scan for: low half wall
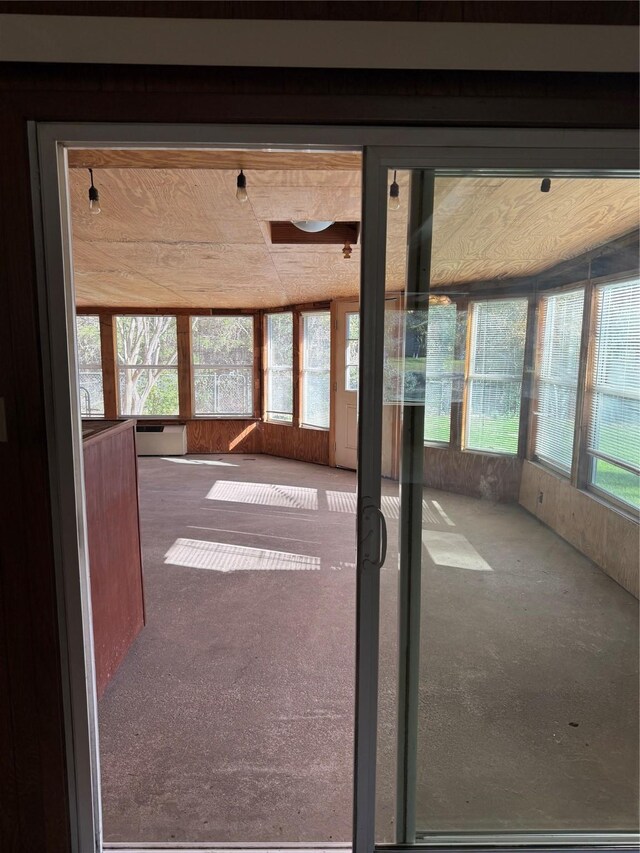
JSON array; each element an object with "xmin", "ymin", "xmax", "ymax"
[
  {"xmin": 520, "ymin": 461, "xmax": 639, "ymax": 599},
  {"xmin": 424, "ymin": 445, "xmax": 523, "ymax": 503}
]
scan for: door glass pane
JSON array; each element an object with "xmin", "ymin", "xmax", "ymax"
[{"xmin": 376, "ymin": 170, "xmax": 640, "ymax": 842}]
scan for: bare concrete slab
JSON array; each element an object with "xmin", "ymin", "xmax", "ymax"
[{"xmin": 98, "ymin": 454, "xmax": 638, "ymax": 843}]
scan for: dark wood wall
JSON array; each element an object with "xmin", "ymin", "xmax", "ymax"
[{"xmin": 0, "ymin": 11, "xmax": 637, "ymax": 848}]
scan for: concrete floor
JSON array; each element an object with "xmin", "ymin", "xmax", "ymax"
[{"xmin": 99, "ymin": 454, "xmax": 639, "ymax": 843}]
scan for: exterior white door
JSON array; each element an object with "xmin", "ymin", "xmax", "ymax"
[{"xmin": 334, "ymin": 299, "xmax": 359, "ymax": 469}]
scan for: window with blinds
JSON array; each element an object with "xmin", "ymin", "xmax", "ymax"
[
  {"xmin": 424, "ymin": 303, "xmax": 457, "ymax": 444},
  {"xmin": 301, "ymin": 311, "xmax": 331, "ymax": 429},
  {"xmin": 465, "ymin": 298, "xmax": 528, "ymax": 455},
  {"xmin": 588, "ymin": 278, "xmax": 640, "ymax": 510},
  {"xmin": 265, "ymin": 312, "xmax": 293, "ymax": 423},
  {"xmin": 534, "ymin": 289, "xmax": 585, "ymax": 474}
]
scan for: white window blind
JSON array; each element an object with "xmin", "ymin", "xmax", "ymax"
[
  {"xmin": 192, "ymin": 316, "xmax": 254, "ymax": 417},
  {"xmin": 588, "ymin": 278, "xmax": 640, "ymax": 510},
  {"xmin": 424, "ymin": 303, "xmax": 457, "ymax": 444},
  {"xmin": 76, "ymin": 315, "xmax": 105, "ymax": 417},
  {"xmin": 265, "ymin": 312, "xmax": 293, "ymax": 423},
  {"xmin": 534, "ymin": 289, "xmax": 585, "ymax": 473},
  {"xmin": 465, "ymin": 299, "xmax": 528, "ymax": 455},
  {"xmin": 301, "ymin": 312, "xmax": 331, "ymax": 429}
]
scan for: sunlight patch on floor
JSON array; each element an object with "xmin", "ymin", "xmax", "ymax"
[
  {"xmin": 422, "ymin": 530, "xmax": 492, "ymax": 571},
  {"xmin": 161, "ymin": 456, "xmax": 239, "ymax": 467},
  {"xmin": 207, "ymin": 480, "xmax": 318, "ymax": 509},
  {"xmin": 165, "ymin": 537, "xmax": 321, "ymax": 572}
]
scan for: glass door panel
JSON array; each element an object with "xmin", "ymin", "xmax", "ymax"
[{"xmin": 372, "ymin": 168, "xmax": 640, "ymax": 844}]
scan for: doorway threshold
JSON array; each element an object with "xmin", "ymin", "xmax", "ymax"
[{"xmin": 105, "ymin": 844, "xmax": 351, "ymax": 852}]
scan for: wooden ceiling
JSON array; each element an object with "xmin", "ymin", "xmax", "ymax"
[{"xmin": 69, "ymin": 149, "xmax": 638, "ymax": 309}]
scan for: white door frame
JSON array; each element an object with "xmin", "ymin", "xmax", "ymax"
[{"xmin": 29, "ymin": 122, "xmax": 638, "ymax": 853}]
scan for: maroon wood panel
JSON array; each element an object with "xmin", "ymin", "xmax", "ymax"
[
  {"xmin": 186, "ymin": 419, "xmax": 262, "ymax": 453},
  {"xmin": 262, "ymin": 422, "xmax": 330, "ymax": 465},
  {"xmin": 0, "ymin": 50, "xmax": 637, "ymax": 853},
  {"xmin": 424, "ymin": 445, "xmax": 523, "ymax": 503},
  {"xmin": 83, "ymin": 421, "xmax": 145, "ymax": 698}
]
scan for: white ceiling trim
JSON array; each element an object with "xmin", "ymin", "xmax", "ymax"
[{"xmin": 0, "ymin": 15, "xmax": 637, "ymax": 72}]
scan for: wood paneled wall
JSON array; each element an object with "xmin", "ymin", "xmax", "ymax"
[
  {"xmin": 185, "ymin": 419, "xmax": 330, "ymax": 465},
  {"xmin": 83, "ymin": 421, "xmax": 145, "ymax": 698},
  {"xmin": 520, "ymin": 461, "xmax": 639, "ymax": 599},
  {"xmin": 0, "ymin": 45, "xmax": 637, "ymax": 853},
  {"xmin": 424, "ymin": 445, "xmax": 523, "ymax": 503}
]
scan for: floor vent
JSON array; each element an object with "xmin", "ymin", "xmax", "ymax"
[{"xmin": 135, "ymin": 424, "xmax": 187, "ymax": 456}]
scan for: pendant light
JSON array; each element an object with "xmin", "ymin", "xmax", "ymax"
[
  {"xmin": 236, "ymin": 169, "xmax": 248, "ymax": 203},
  {"xmin": 388, "ymin": 171, "xmax": 400, "ymax": 211},
  {"xmin": 88, "ymin": 168, "xmax": 101, "ymax": 215}
]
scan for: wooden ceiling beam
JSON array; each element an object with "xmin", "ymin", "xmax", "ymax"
[{"xmin": 67, "ymin": 149, "xmax": 362, "ymax": 171}]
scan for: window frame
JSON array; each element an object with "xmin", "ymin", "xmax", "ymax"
[
  {"xmin": 75, "ymin": 313, "xmax": 106, "ymax": 419},
  {"xmin": 300, "ymin": 309, "xmax": 332, "ymax": 431},
  {"xmin": 263, "ymin": 310, "xmax": 294, "ymax": 425},
  {"xmin": 190, "ymin": 313, "xmax": 256, "ymax": 419},
  {"xmin": 583, "ymin": 275, "xmax": 640, "ymax": 514},
  {"xmin": 530, "ymin": 284, "xmax": 587, "ymax": 479},
  {"xmin": 462, "ymin": 295, "xmax": 529, "ymax": 457},
  {"xmin": 115, "ymin": 314, "xmax": 180, "ymax": 419}
]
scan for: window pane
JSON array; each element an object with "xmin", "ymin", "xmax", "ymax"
[
  {"xmin": 192, "ymin": 316, "xmax": 254, "ymax": 366},
  {"xmin": 302, "ymin": 371, "xmax": 330, "ymax": 429},
  {"xmin": 118, "ymin": 368, "xmax": 178, "ymax": 416},
  {"xmin": 535, "ymin": 290, "xmax": 584, "ymax": 473},
  {"xmin": 424, "ymin": 303, "xmax": 456, "ymax": 443},
  {"xmin": 467, "ymin": 379, "xmax": 522, "ymax": 454},
  {"xmin": 116, "ymin": 316, "xmax": 178, "ymax": 416},
  {"xmin": 192, "ymin": 316, "xmax": 254, "ymax": 416},
  {"xmin": 76, "ymin": 315, "xmax": 104, "ymax": 417},
  {"xmin": 589, "ymin": 280, "xmax": 640, "ymax": 503},
  {"xmin": 303, "ymin": 313, "xmax": 331, "ymax": 370},
  {"xmin": 302, "ymin": 312, "xmax": 330, "ymax": 428},
  {"xmin": 592, "ymin": 458, "xmax": 640, "ymax": 510},
  {"xmin": 116, "ymin": 316, "xmax": 177, "ymax": 366},
  {"xmin": 266, "ymin": 313, "xmax": 293, "ymax": 421},
  {"xmin": 346, "ymin": 312, "xmax": 360, "ymax": 391},
  {"xmin": 194, "ymin": 368, "xmax": 253, "ymax": 417},
  {"xmin": 466, "ymin": 300, "xmax": 527, "ymax": 454}
]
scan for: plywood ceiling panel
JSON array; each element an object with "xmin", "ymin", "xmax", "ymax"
[{"xmin": 69, "ymin": 154, "xmax": 638, "ymax": 309}]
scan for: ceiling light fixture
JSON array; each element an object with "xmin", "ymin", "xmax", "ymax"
[
  {"xmin": 236, "ymin": 170, "xmax": 248, "ymax": 203},
  {"xmin": 343, "ymin": 241, "xmax": 353, "ymax": 259},
  {"xmin": 291, "ymin": 220, "xmax": 334, "ymax": 232},
  {"xmin": 389, "ymin": 171, "xmax": 400, "ymax": 211},
  {"xmin": 88, "ymin": 168, "xmax": 101, "ymax": 215}
]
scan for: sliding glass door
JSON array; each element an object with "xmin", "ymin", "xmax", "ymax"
[{"xmin": 355, "ymin": 148, "xmax": 639, "ymax": 851}]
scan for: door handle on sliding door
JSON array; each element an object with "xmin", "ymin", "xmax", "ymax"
[{"xmin": 359, "ymin": 502, "xmax": 388, "ymax": 571}]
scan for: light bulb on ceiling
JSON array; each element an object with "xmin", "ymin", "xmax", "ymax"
[
  {"xmin": 88, "ymin": 168, "xmax": 101, "ymax": 215},
  {"xmin": 236, "ymin": 169, "xmax": 248, "ymax": 203},
  {"xmin": 388, "ymin": 171, "xmax": 400, "ymax": 211}
]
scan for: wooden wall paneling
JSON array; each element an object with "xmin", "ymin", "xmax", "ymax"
[
  {"xmin": 518, "ymin": 296, "xmax": 537, "ymax": 459},
  {"xmin": 261, "ymin": 422, "xmax": 330, "ymax": 466},
  {"xmin": 82, "ymin": 421, "xmax": 144, "ymax": 697},
  {"xmin": 292, "ymin": 309, "xmax": 301, "ymax": 428},
  {"xmin": 519, "ymin": 461, "xmax": 639, "ymax": 599},
  {"xmin": 423, "ymin": 445, "xmax": 523, "ymax": 502},
  {"xmin": 186, "ymin": 419, "xmax": 262, "ymax": 454},
  {"xmin": 176, "ymin": 314, "xmax": 193, "ymax": 418},
  {"xmin": 99, "ymin": 313, "xmax": 118, "ymax": 419}
]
